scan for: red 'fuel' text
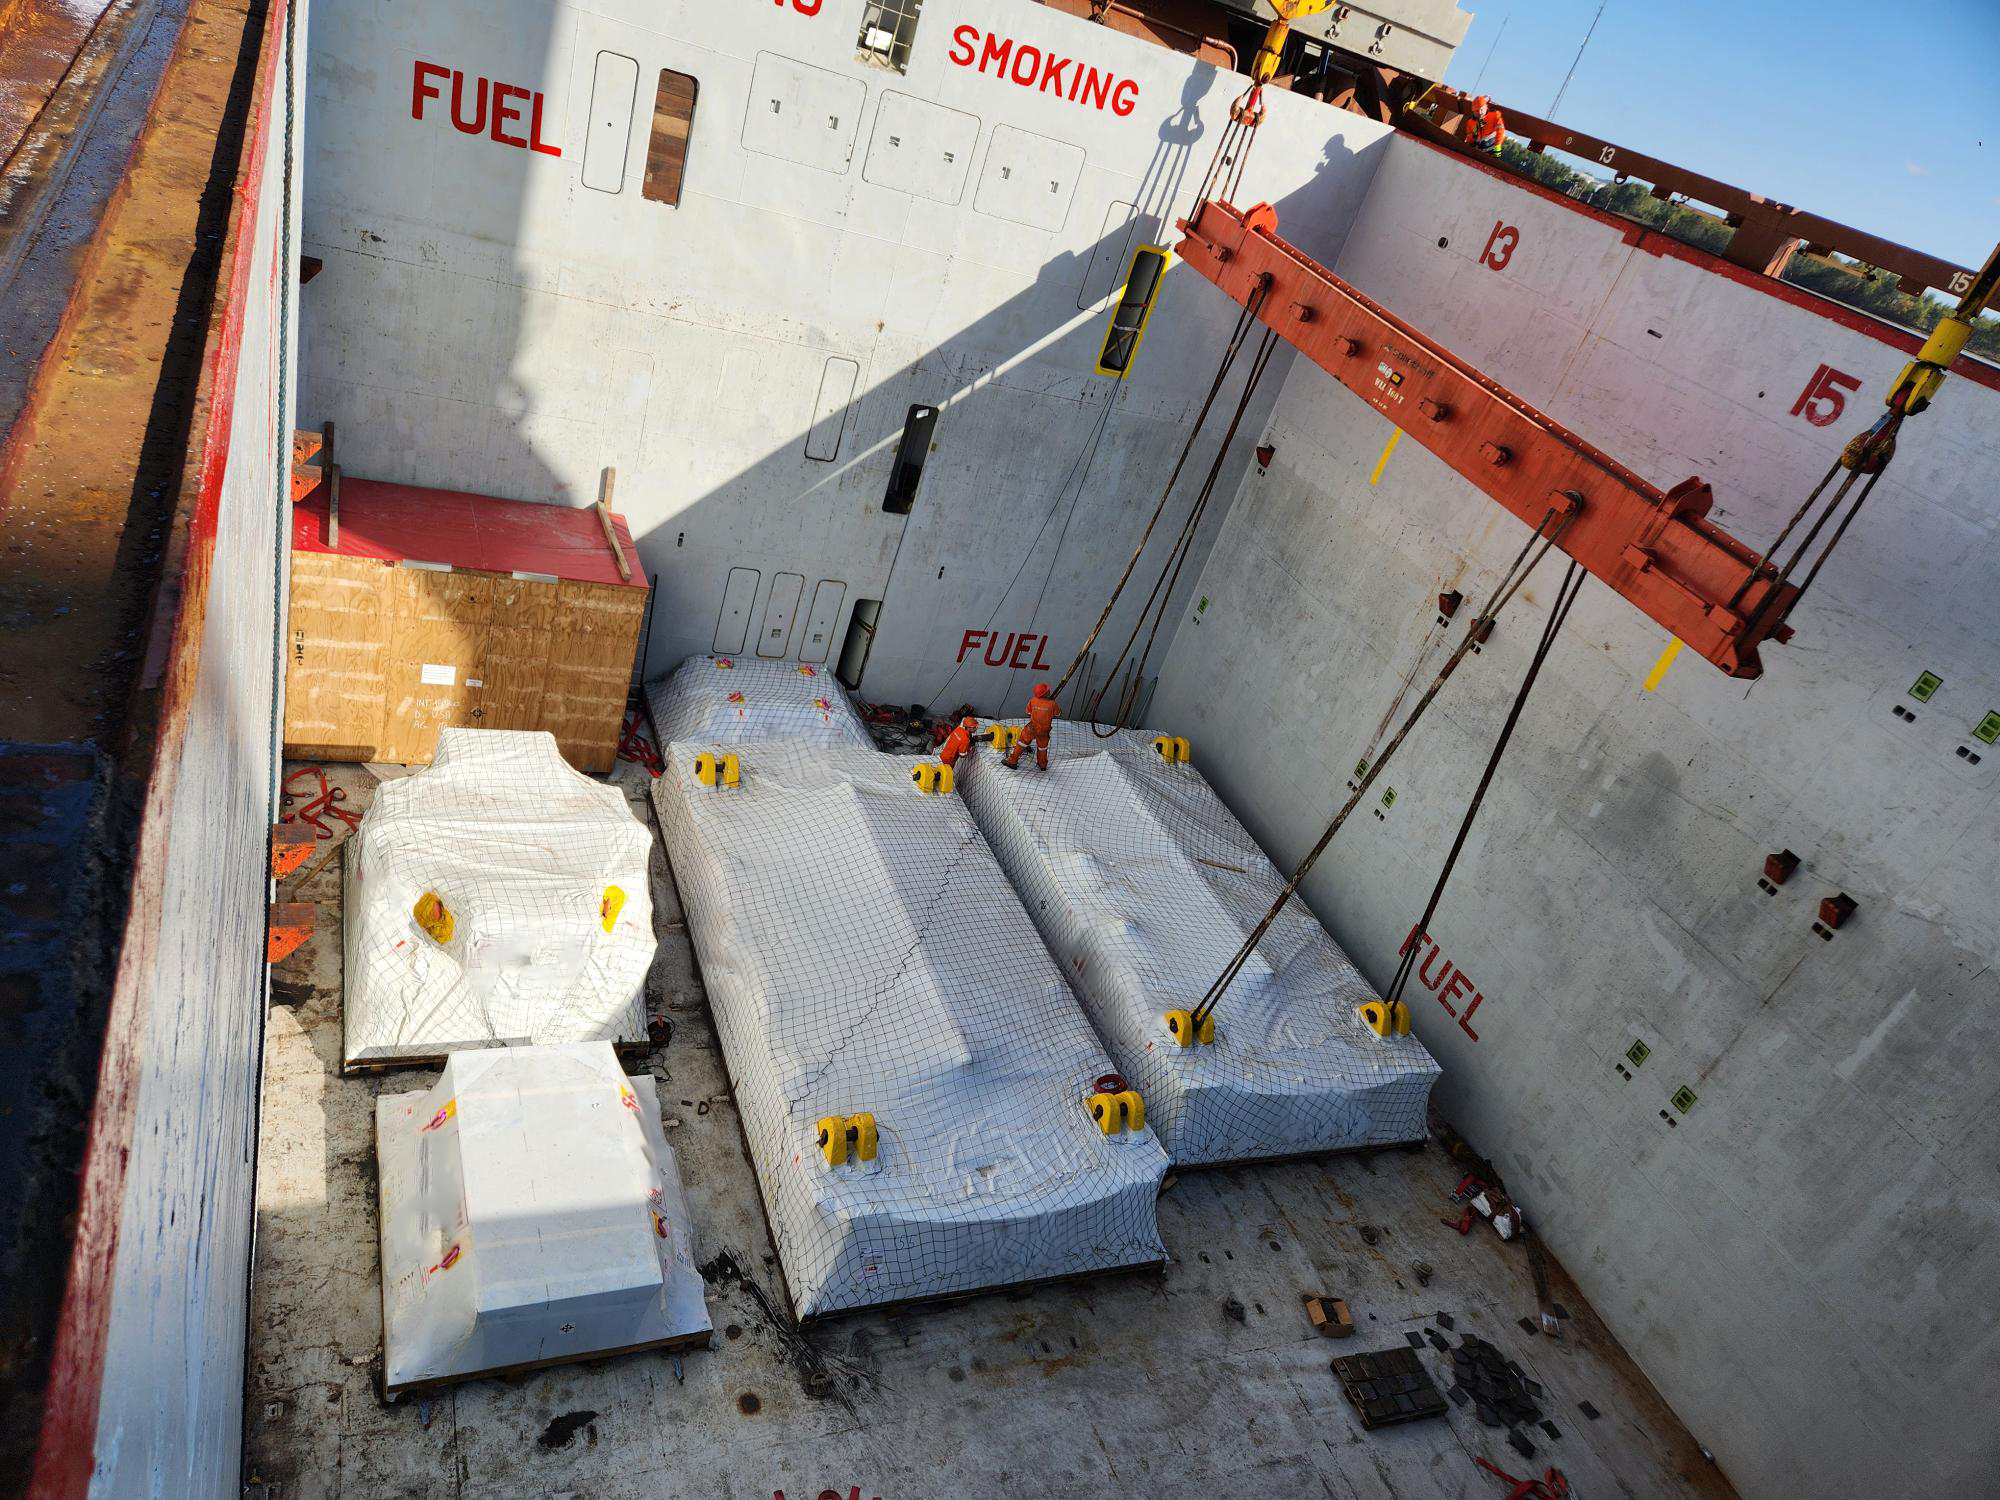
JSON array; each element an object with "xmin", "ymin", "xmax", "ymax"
[
  {"xmin": 412, "ymin": 61, "xmax": 561, "ymax": 157},
  {"xmin": 1399, "ymin": 925, "xmax": 1487, "ymax": 1042}
]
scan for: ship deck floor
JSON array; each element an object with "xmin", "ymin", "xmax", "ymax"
[{"xmin": 245, "ymin": 761, "xmax": 1737, "ymax": 1500}]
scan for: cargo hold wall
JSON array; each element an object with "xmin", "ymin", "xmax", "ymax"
[
  {"xmin": 1151, "ymin": 133, "xmax": 2000, "ymax": 1498},
  {"xmin": 297, "ymin": 0, "xmax": 1396, "ymax": 716},
  {"xmin": 24, "ymin": 1, "xmax": 305, "ymax": 1494}
]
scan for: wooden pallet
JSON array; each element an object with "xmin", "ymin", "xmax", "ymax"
[
  {"xmin": 1173, "ymin": 1134, "xmax": 1430, "ymax": 1174},
  {"xmin": 381, "ymin": 1322, "xmax": 714, "ymax": 1402},
  {"xmin": 341, "ymin": 1037, "xmax": 653, "ymax": 1078}
]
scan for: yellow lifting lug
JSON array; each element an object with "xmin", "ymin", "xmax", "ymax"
[
  {"xmin": 1115, "ymin": 1089, "xmax": 1145, "ymax": 1131},
  {"xmin": 1088, "ymin": 1089, "xmax": 1147, "ymax": 1134},
  {"xmin": 817, "ymin": 1115, "xmax": 848, "ymax": 1167},
  {"xmin": 1359, "ymin": 1000, "xmax": 1411, "ymax": 1037},
  {"xmin": 695, "ymin": 750, "xmax": 741, "ymax": 788},
  {"xmin": 910, "ymin": 760, "xmax": 955, "ymax": 794},
  {"xmin": 817, "ymin": 1112, "xmax": 878, "ymax": 1167},
  {"xmin": 986, "ymin": 723, "xmax": 1020, "ymax": 750},
  {"xmin": 1164, "ymin": 1008, "xmax": 1215, "ymax": 1046},
  {"xmin": 1151, "ymin": 734, "xmax": 1191, "ymax": 764},
  {"xmin": 412, "ymin": 890, "xmax": 453, "ymax": 945}
]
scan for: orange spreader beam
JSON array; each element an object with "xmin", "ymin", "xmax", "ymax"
[{"xmin": 1175, "ymin": 199, "xmax": 1797, "ymax": 678}]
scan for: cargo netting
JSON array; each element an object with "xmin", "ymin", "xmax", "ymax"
[
  {"xmin": 342, "ymin": 730, "xmax": 653, "ymax": 1068},
  {"xmin": 644, "ymin": 653, "xmax": 872, "ymax": 749},
  {"xmin": 957, "ymin": 721, "xmax": 1440, "ymax": 1165},
  {"xmin": 651, "ymin": 738, "xmax": 1167, "ymax": 1318}
]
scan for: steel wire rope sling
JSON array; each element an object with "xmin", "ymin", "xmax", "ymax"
[
  {"xmin": 1729, "ymin": 237, "xmax": 2000, "ymax": 649},
  {"xmin": 1082, "ymin": 322, "xmax": 1283, "ymax": 737},
  {"xmin": 1188, "ymin": 498, "xmax": 1581, "ymax": 1034},
  {"xmin": 1050, "ymin": 274, "xmax": 1276, "ymax": 704},
  {"xmin": 1378, "ymin": 557, "xmax": 1585, "ymax": 1027},
  {"xmin": 923, "ymin": 271, "xmax": 1271, "ymax": 716},
  {"xmin": 1055, "ymin": 7, "xmax": 1311, "ymax": 721}
]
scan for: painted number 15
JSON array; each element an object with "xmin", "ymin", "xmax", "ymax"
[{"xmin": 1791, "ymin": 363, "xmax": 1861, "ymax": 428}]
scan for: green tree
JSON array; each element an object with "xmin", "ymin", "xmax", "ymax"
[{"xmin": 1483, "ymin": 144, "xmax": 1998, "ymax": 360}]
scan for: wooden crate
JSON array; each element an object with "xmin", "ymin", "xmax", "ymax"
[{"xmin": 283, "ymin": 475, "xmax": 647, "ymax": 772}]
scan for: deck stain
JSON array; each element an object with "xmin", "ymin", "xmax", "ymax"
[{"xmin": 536, "ymin": 1410, "xmax": 599, "ymax": 1450}]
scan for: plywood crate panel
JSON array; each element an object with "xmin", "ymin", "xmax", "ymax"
[{"xmin": 284, "ymin": 476, "xmax": 647, "ymax": 771}]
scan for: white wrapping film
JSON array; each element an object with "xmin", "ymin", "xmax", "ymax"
[
  {"xmin": 958, "ymin": 721, "xmax": 1441, "ymax": 1166},
  {"xmin": 645, "ymin": 653, "xmax": 872, "ymax": 749},
  {"xmin": 651, "ymin": 738, "xmax": 1168, "ymax": 1319},
  {"xmin": 375, "ymin": 1042, "xmax": 711, "ymax": 1393},
  {"xmin": 343, "ymin": 730, "xmax": 654, "ymax": 1067}
]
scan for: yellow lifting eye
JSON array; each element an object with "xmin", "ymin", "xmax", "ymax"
[
  {"xmin": 600, "ymin": 885, "xmax": 626, "ymax": 933},
  {"xmin": 817, "ymin": 1113, "xmax": 878, "ymax": 1167},
  {"xmin": 412, "ymin": 891, "xmax": 454, "ymax": 944},
  {"xmin": 1151, "ymin": 735, "xmax": 1191, "ymax": 764},
  {"xmin": 986, "ymin": 724, "xmax": 1021, "ymax": 749},
  {"xmin": 1164, "ymin": 1009, "xmax": 1215, "ymax": 1046},
  {"xmin": 1359, "ymin": 1000, "xmax": 1410, "ymax": 1037},
  {"xmin": 695, "ymin": 750, "xmax": 741, "ymax": 788},
  {"xmin": 910, "ymin": 760, "xmax": 954, "ymax": 794},
  {"xmin": 1087, "ymin": 1089, "xmax": 1147, "ymax": 1134}
]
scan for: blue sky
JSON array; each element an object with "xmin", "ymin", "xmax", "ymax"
[{"xmin": 1442, "ymin": 0, "xmax": 2000, "ymax": 274}]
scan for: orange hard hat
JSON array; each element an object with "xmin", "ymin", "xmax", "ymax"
[
  {"xmin": 1033, "ymin": 682, "xmax": 1052, "ymax": 697},
  {"xmin": 1471, "ymin": 94, "xmax": 1490, "ymax": 112},
  {"xmin": 960, "ymin": 716, "xmax": 977, "ymax": 729}
]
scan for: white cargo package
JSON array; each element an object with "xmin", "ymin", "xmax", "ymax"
[
  {"xmin": 651, "ymin": 738, "xmax": 1168, "ymax": 1319},
  {"xmin": 645, "ymin": 653, "xmax": 872, "ymax": 749},
  {"xmin": 958, "ymin": 721, "xmax": 1440, "ymax": 1165},
  {"xmin": 343, "ymin": 729, "xmax": 654, "ymax": 1068},
  {"xmin": 375, "ymin": 1043, "xmax": 710, "ymax": 1394}
]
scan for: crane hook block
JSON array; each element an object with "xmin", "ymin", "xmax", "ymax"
[
  {"xmin": 1165, "ymin": 1008, "xmax": 1215, "ymax": 1046},
  {"xmin": 1152, "ymin": 735, "xmax": 1191, "ymax": 764},
  {"xmin": 1360, "ymin": 1000, "xmax": 1410, "ymax": 1037},
  {"xmin": 695, "ymin": 751, "xmax": 741, "ymax": 788},
  {"xmin": 910, "ymin": 760, "xmax": 954, "ymax": 794}
]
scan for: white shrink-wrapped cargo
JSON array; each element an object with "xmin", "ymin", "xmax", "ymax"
[
  {"xmin": 343, "ymin": 729, "xmax": 654, "ymax": 1069},
  {"xmin": 375, "ymin": 1042, "xmax": 711, "ymax": 1395},
  {"xmin": 645, "ymin": 653, "xmax": 871, "ymax": 749},
  {"xmin": 652, "ymin": 738, "xmax": 1168, "ymax": 1319},
  {"xmin": 958, "ymin": 721, "xmax": 1440, "ymax": 1166}
]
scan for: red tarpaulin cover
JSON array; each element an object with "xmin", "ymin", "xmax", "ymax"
[{"xmin": 294, "ymin": 477, "xmax": 645, "ymax": 590}]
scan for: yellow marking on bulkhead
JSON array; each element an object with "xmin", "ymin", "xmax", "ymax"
[
  {"xmin": 1369, "ymin": 427, "xmax": 1403, "ymax": 485},
  {"xmin": 1643, "ymin": 636, "xmax": 1684, "ymax": 692}
]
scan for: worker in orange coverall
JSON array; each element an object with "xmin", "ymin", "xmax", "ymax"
[
  {"xmin": 1004, "ymin": 683, "xmax": 1059, "ymax": 771},
  {"xmin": 1466, "ymin": 94, "xmax": 1505, "ymax": 154},
  {"xmin": 938, "ymin": 715, "xmax": 978, "ymax": 768}
]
